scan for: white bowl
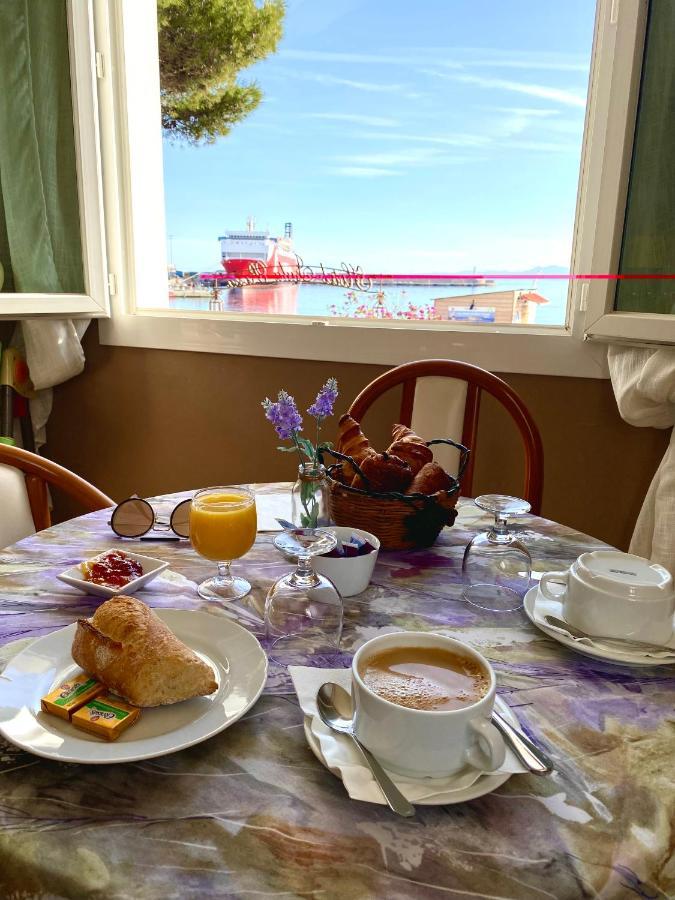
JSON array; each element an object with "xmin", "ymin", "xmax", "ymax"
[
  {"xmin": 312, "ymin": 526, "xmax": 380, "ymax": 597},
  {"xmin": 57, "ymin": 549, "xmax": 169, "ymax": 598}
]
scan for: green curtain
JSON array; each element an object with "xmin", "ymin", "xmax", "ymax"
[
  {"xmin": 615, "ymin": 0, "xmax": 675, "ymax": 314},
  {"xmin": 0, "ymin": 0, "xmax": 84, "ymax": 294}
]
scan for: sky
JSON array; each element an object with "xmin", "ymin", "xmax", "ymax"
[{"xmin": 162, "ymin": 0, "xmax": 595, "ymax": 275}]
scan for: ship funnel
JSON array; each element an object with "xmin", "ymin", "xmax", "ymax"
[{"xmin": 284, "ymin": 221, "xmax": 293, "ymax": 238}]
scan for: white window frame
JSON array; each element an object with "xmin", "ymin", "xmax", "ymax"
[
  {"xmin": 578, "ymin": 0, "xmax": 675, "ymax": 346},
  {"xmin": 95, "ymin": 0, "xmax": 655, "ymax": 376},
  {"xmin": 0, "ymin": 0, "xmax": 109, "ymax": 319}
]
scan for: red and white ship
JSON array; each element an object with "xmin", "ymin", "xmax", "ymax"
[{"xmin": 220, "ymin": 217, "xmax": 300, "ymax": 281}]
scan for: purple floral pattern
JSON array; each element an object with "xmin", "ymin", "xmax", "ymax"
[{"xmin": 0, "ymin": 486, "xmax": 673, "ymax": 899}]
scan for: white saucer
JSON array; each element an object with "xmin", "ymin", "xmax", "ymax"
[
  {"xmin": 0, "ymin": 609, "xmax": 268, "ymax": 763},
  {"xmin": 303, "ymin": 694, "xmax": 518, "ymax": 806},
  {"xmin": 524, "ymin": 586, "xmax": 675, "ymax": 667}
]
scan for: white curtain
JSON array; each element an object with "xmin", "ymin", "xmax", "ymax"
[{"xmin": 608, "ymin": 346, "xmax": 675, "ymax": 575}]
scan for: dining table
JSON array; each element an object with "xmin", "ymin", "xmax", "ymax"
[{"xmin": 0, "ymin": 483, "xmax": 673, "ymax": 900}]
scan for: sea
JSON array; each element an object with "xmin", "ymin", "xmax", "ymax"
[{"xmin": 166, "ymin": 278, "xmax": 570, "ymax": 327}]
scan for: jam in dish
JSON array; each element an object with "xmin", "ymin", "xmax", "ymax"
[{"xmin": 80, "ymin": 551, "xmax": 143, "ymax": 587}]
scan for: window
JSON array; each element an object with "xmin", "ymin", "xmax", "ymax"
[
  {"xmin": 581, "ymin": 0, "xmax": 675, "ymax": 344},
  {"xmin": 96, "ymin": 0, "xmax": 672, "ymax": 373},
  {"xmin": 0, "ymin": 0, "xmax": 109, "ymax": 318}
]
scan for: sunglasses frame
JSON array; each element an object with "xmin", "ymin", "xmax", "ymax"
[{"xmin": 109, "ymin": 496, "xmax": 191, "ymax": 539}]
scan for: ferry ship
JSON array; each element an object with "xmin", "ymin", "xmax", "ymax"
[{"xmin": 219, "ymin": 218, "xmax": 300, "ymax": 281}]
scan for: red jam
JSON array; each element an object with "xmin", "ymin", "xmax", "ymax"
[{"xmin": 81, "ymin": 551, "xmax": 143, "ymax": 587}]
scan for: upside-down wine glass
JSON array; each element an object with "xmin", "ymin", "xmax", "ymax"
[
  {"xmin": 266, "ymin": 527, "xmax": 343, "ymax": 667},
  {"xmin": 462, "ymin": 494, "xmax": 532, "ymax": 612},
  {"xmin": 190, "ymin": 486, "xmax": 257, "ymax": 601}
]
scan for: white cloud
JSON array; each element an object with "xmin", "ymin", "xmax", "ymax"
[
  {"xmin": 324, "ymin": 166, "xmax": 402, "ymax": 178},
  {"xmin": 306, "ymin": 112, "xmax": 399, "ymax": 127},
  {"xmin": 295, "ymin": 73, "xmax": 406, "ymax": 93},
  {"xmin": 454, "ymin": 73, "xmax": 587, "ymax": 108}
]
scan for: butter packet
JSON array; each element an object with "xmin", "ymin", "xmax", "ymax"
[
  {"xmin": 41, "ymin": 674, "xmax": 105, "ymax": 721},
  {"xmin": 71, "ymin": 694, "xmax": 140, "ymax": 741}
]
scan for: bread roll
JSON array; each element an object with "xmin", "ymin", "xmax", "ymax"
[
  {"xmin": 406, "ymin": 462, "xmax": 455, "ymax": 496},
  {"xmin": 71, "ymin": 596, "xmax": 218, "ymax": 707},
  {"xmin": 359, "ymin": 451, "xmax": 413, "ymax": 493}
]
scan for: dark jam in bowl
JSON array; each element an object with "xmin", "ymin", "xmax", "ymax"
[{"xmin": 81, "ymin": 551, "xmax": 143, "ymax": 587}]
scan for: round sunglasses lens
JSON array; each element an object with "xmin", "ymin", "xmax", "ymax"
[
  {"xmin": 111, "ymin": 499, "xmax": 154, "ymax": 537},
  {"xmin": 171, "ymin": 499, "xmax": 191, "ymax": 538}
]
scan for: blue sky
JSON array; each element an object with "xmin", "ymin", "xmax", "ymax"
[{"xmin": 163, "ymin": 0, "xmax": 595, "ymax": 274}]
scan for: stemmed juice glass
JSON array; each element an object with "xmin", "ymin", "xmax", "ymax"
[{"xmin": 190, "ymin": 486, "xmax": 257, "ymax": 602}]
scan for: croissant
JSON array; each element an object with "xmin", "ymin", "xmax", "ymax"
[
  {"xmin": 391, "ymin": 423, "xmax": 426, "ymax": 445},
  {"xmin": 387, "ymin": 439, "xmax": 433, "ymax": 475},
  {"xmin": 406, "ymin": 462, "xmax": 455, "ymax": 496},
  {"xmin": 358, "ymin": 451, "xmax": 413, "ymax": 493},
  {"xmin": 336, "ymin": 413, "xmax": 375, "ymax": 480}
]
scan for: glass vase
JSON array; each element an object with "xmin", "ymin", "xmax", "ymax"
[{"xmin": 291, "ymin": 463, "xmax": 332, "ymax": 529}]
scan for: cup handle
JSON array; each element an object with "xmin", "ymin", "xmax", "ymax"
[
  {"xmin": 465, "ymin": 718, "xmax": 506, "ymax": 772},
  {"xmin": 540, "ymin": 570, "xmax": 569, "ymax": 602}
]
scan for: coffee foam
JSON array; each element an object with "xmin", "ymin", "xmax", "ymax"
[{"xmin": 360, "ymin": 646, "xmax": 489, "ymax": 711}]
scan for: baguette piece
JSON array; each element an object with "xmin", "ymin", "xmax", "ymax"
[{"xmin": 71, "ymin": 596, "xmax": 218, "ymax": 707}]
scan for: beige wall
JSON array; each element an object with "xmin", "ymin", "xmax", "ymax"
[{"xmin": 44, "ymin": 324, "xmax": 668, "ymax": 550}]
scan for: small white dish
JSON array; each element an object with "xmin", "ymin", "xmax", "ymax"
[
  {"xmin": 0, "ymin": 609, "xmax": 268, "ymax": 764},
  {"xmin": 524, "ymin": 585, "xmax": 675, "ymax": 667},
  {"xmin": 57, "ymin": 549, "xmax": 170, "ymax": 598},
  {"xmin": 302, "ymin": 692, "xmax": 518, "ymax": 806},
  {"xmin": 312, "ymin": 526, "xmax": 380, "ymax": 597}
]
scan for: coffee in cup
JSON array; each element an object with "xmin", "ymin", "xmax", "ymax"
[{"xmin": 352, "ymin": 632, "xmax": 505, "ymax": 779}]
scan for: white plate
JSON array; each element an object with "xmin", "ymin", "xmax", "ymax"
[
  {"xmin": 303, "ymin": 694, "xmax": 517, "ymax": 806},
  {"xmin": 524, "ymin": 586, "xmax": 675, "ymax": 667},
  {"xmin": 0, "ymin": 609, "xmax": 268, "ymax": 763},
  {"xmin": 57, "ymin": 548, "xmax": 170, "ymax": 598}
]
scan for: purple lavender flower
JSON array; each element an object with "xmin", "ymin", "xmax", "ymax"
[
  {"xmin": 262, "ymin": 390, "xmax": 303, "ymax": 441},
  {"xmin": 308, "ymin": 378, "xmax": 339, "ymax": 421}
]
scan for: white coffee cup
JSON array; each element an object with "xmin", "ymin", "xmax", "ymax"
[
  {"xmin": 351, "ymin": 631, "xmax": 506, "ymax": 779},
  {"xmin": 540, "ymin": 550, "xmax": 675, "ymax": 643}
]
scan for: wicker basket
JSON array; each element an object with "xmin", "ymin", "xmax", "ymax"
[{"xmin": 324, "ymin": 439, "xmax": 469, "ymax": 551}]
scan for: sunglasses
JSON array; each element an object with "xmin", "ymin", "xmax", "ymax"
[{"xmin": 109, "ymin": 497, "xmax": 191, "ymax": 539}]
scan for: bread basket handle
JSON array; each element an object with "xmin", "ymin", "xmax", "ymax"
[
  {"xmin": 425, "ymin": 438, "xmax": 470, "ymax": 482},
  {"xmin": 321, "ymin": 447, "xmax": 374, "ymax": 492}
]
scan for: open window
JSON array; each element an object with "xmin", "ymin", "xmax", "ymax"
[
  {"xmin": 0, "ymin": 0, "xmax": 109, "ymax": 319},
  {"xmin": 579, "ymin": 0, "xmax": 675, "ymax": 345}
]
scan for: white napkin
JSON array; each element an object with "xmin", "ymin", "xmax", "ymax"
[
  {"xmin": 254, "ymin": 491, "xmax": 291, "ymax": 532},
  {"xmin": 289, "ymin": 666, "xmax": 528, "ymax": 804},
  {"xmin": 531, "ymin": 587, "xmax": 675, "ymax": 661}
]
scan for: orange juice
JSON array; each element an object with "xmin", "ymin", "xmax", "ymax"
[{"xmin": 190, "ymin": 491, "xmax": 257, "ymax": 561}]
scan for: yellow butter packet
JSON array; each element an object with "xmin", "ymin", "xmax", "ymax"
[
  {"xmin": 41, "ymin": 674, "xmax": 105, "ymax": 721},
  {"xmin": 71, "ymin": 694, "xmax": 140, "ymax": 741}
]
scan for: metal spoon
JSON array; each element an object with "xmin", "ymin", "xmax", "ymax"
[
  {"xmin": 491, "ymin": 710, "xmax": 554, "ymax": 775},
  {"xmin": 544, "ymin": 615, "xmax": 674, "ymax": 656},
  {"xmin": 316, "ymin": 682, "xmax": 415, "ymax": 817}
]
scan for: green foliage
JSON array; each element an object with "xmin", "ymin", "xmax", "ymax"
[{"xmin": 157, "ymin": 0, "xmax": 285, "ymax": 144}]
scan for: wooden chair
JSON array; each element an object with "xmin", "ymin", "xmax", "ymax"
[
  {"xmin": 348, "ymin": 359, "xmax": 544, "ymax": 514},
  {"xmin": 0, "ymin": 444, "xmax": 113, "ymax": 542}
]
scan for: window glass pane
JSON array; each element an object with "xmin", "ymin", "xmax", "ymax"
[
  {"xmin": 156, "ymin": 0, "xmax": 594, "ymax": 327},
  {"xmin": 0, "ymin": 0, "xmax": 84, "ymax": 295},
  {"xmin": 614, "ymin": 0, "xmax": 675, "ymax": 315}
]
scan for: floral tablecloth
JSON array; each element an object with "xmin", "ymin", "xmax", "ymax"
[{"xmin": 0, "ymin": 486, "xmax": 673, "ymax": 899}]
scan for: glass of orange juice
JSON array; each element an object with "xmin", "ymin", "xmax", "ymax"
[{"xmin": 190, "ymin": 486, "xmax": 257, "ymax": 601}]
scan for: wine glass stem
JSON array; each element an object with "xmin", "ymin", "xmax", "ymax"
[
  {"xmin": 489, "ymin": 515, "xmax": 512, "ymax": 543},
  {"xmin": 218, "ymin": 561, "xmax": 233, "ymax": 581},
  {"xmin": 290, "ymin": 552, "xmax": 320, "ymax": 587}
]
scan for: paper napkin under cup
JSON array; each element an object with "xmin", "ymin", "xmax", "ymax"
[
  {"xmin": 531, "ymin": 588, "xmax": 675, "ymax": 661},
  {"xmin": 289, "ymin": 666, "xmax": 528, "ymax": 804}
]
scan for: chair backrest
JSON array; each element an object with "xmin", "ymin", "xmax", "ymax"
[
  {"xmin": 348, "ymin": 359, "xmax": 544, "ymax": 514},
  {"xmin": 0, "ymin": 444, "xmax": 113, "ymax": 545}
]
